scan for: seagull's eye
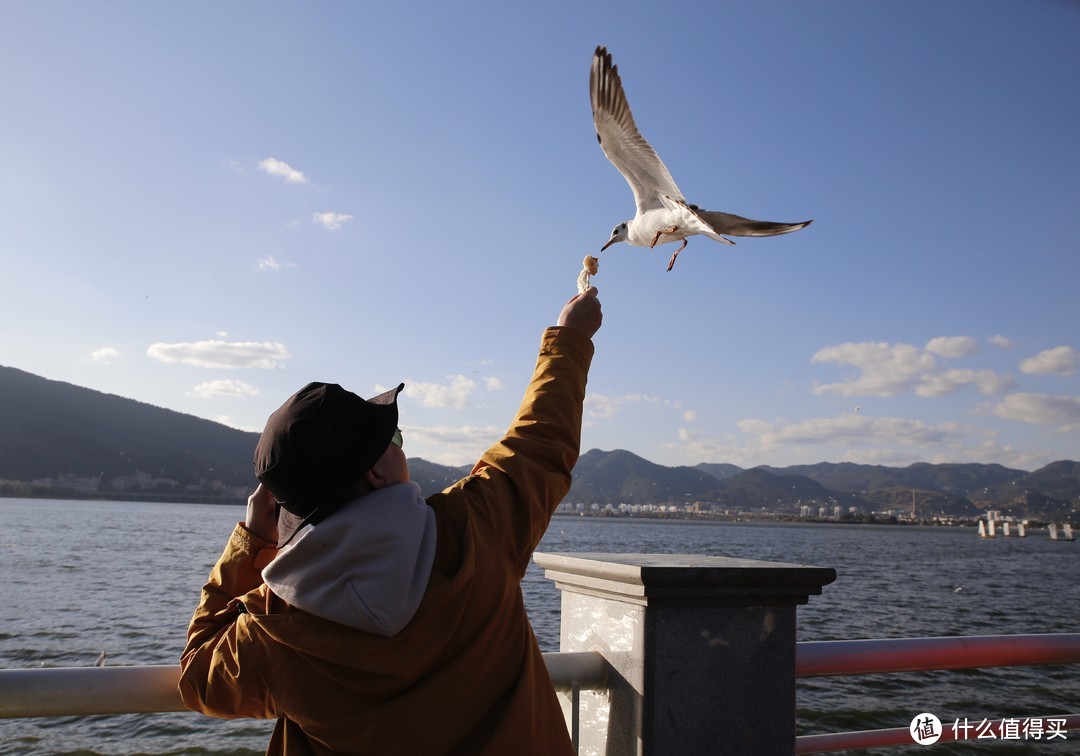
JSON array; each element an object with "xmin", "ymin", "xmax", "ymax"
[{"xmin": 611, "ymin": 227, "xmax": 619, "ymax": 237}]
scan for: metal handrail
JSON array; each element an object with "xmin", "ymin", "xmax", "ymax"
[
  {"xmin": 3, "ymin": 636, "xmax": 1077, "ymax": 753},
  {"xmin": 0, "ymin": 651, "xmax": 608, "ymax": 719},
  {"xmin": 796, "ymin": 633, "xmax": 1080, "ymax": 677},
  {"xmin": 794, "ymin": 634, "xmax": 1080, "ymax": 752}
]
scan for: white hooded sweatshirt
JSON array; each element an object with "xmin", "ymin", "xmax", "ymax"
[{"xmin": 261, "ymin": 481, "xmax": 436, "ymax": 637}]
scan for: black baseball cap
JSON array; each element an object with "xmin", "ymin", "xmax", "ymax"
[{"xmin": 254, "ymin": 381, "xmax": 404, "ymax": 545}]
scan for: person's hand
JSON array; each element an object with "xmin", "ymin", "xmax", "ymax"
[
  {"xmin": 558, "ymin": 286, "xmax": 602, "ymax": 338},
  {"xmin": 244, "ymin": 483, "xmax": 279, "ymax": 545}
]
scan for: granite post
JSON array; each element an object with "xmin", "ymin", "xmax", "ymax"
[{"xmin": 533, "ymin": 552, "xmax": 836, "ymax": 755}]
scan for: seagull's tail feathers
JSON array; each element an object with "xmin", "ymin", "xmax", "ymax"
[{"xmin": 698, "ymin": 211, "xmax": 813, "ymax": 239}]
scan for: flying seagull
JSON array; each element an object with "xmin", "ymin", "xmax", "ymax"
[{"xmin": 591, "ymin": 46, "xmax": 813, "ymax": 271}]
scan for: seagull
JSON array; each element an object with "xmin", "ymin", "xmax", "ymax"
[{"xmin": 590, "ymin": 46, "xmax": 813, "ymax": 271}]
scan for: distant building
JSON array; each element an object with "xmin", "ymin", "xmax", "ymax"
[{"xmin": 54, "ymin": 474, "xmax": 102, "ymax": 495}]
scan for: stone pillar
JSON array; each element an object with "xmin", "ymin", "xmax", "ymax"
[{"xmin": 533, "ymin": 552, "xmax": 836, "ymax": 756}]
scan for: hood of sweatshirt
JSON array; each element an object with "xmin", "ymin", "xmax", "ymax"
[{"xmin": 261, "ymin": 481, "xmax": 436, "ymax": 636}]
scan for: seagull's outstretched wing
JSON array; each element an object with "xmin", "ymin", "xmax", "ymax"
[
  {"xmin": 695, "ymin": 209, "xmax": 813, "ymax": 238},
  {"xmin": 591, "ymin": 46, "xmax": 683, "ymax": 216}
]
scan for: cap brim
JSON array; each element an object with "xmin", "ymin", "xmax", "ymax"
[{"xmin": 368, "ymin": 382, "xmax": 404, "ymax": 406}]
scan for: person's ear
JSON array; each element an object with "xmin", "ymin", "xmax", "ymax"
[{"xmin": 365, "ymin": 467, "xmax": 390, "ymax": 490}]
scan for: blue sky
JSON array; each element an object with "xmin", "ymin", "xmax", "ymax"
[{"xmin": 2, "ymin": 1, "xmax": 1078, "ymax": 472}]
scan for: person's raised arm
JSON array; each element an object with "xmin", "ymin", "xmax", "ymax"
[{"xmin": 441, "ymin": 286, "xmax": 602, "ymax": 572}]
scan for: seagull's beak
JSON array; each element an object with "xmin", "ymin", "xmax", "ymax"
[{"xmin": 600, "ymin": 239, "xmax": 616, "ymax": 252}]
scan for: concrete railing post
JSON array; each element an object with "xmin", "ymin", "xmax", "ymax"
[{"xmin": 534, "ymin": 552, "xmax": 836, "ymax": 756}]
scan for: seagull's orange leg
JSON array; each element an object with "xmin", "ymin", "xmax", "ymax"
[
  {"xmin": 650, "ymin": 226, "xmax": 679, "ymax": 248},
  {"xmin": 666, "ymin": 239, "xmax": 688, "ymax": 271}
]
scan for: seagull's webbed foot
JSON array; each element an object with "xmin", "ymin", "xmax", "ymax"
[
  {"xmin": 650, "ymin": 226, "xmax": 679, "ymax": 249},
  {"xmin": 665, "ymin": 239, "xmax": 688, "ymax": 272}
]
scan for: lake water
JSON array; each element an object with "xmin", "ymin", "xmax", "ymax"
[{"xmin": 1, "ymin": 498, "xmax": 1077, "ymax": 754}]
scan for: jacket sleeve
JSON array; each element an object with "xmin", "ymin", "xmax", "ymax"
[
  {"xmin": 441, "ymin": 326, "xmax": 593, "ymax": 573},
  {"xmin": 178, "ymin": 523, "xmax": 280, "ymax": 719}
]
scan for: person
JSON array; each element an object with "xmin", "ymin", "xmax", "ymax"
[{"xmin": 179, "ymin": 287, "xmax": 602, "ymax": 755}]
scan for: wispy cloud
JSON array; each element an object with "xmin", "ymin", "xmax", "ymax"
[
  {"xmin": 993, "ymin": 393, "xmax": 1080, "ymax": 432},
  {"xmin": 926, "ymin": 336, "xmax": 978, "ymax": 358},
  {"xmin": 190, "ymin": 379, "xmax": 261, "ymax": 398},
  {"xmin": 672, "ymin": 413, "xmax": 990, "ymax": 468},
  {"xmin": 86, "ymin": 347, "xmax": 119, "ymax": 364},
  {"xmin": 258, "ymin": 255, "xmax": 296, "ymax": 271},
  {"xmin": 212, "ymin": 415, "xmax": 262, "ymax": 433},
  {"xmin": 812, "ymin": 338, "xmax": 1012, "ymax": 398},
  {"xmin": 672, "ymin": 416, "xmax": 1047, "ymax": 469},
  {"xmin": 1019, "ymin": 346, "xmax": 1077, "ymax": 376},
  {"xmin": 989, "ymin": 335, "xmax": 1014, "ymax": 349},
  {"xmin": 586, "ymin": 392, "xmax": 684, "ymax": 420},
  {"xmin": 737, "ymin": 414, "xmax": 962, "ymax": 449},
  {"xmin": 147, "ymin": 340, "xmax": 291, "ymax": 370},
  {"xmin": 313, "ymin": 211, "xmax": 354, "ymax": 231},
  {"xmin": 258, "ymin": 157, "xmax": 308, "ymax": 184}
]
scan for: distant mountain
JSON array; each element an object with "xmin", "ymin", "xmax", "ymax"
[
  {"xmin": 756, "ymin": 461, "xmax": 1027, "ymax": 496},
  {"xmin": 693, "ymin": 462, "xmax": 743, "ymax": 480},
  {"xmin": 757, "ymin": 461, "xmax": 903, "ymax": 491},
  {"xmin": 743, "ymin": 461, "xmax": 1074, "ymax": 519},
  {"xmin": 408, "ymin": 458, "xmax": 472, "ymax": 497},
  {"xmin": 981, "ymin": 460, "xmax": 1080, "ymax": 520},
  {"xmin": 1014, "ymin": 460, "xmax": 1080, "ymax": 501},
  {"xmin": 859, "ymin": 487, "xmax": 979, "ymax": 518},
  {"xmin": 710, "ymin": 468, "xmax": 874, "ymax": 512},
  {"xmin": 1, "ymin": 364, "xmax": 1078, "ymax": 519},
  {"xmin": 0, "ymin": 365, "xmax": 259, "ymax": 491},
  {"xmin": 568, "ymin": 448, "xmax": 726, "ymax": 505}
]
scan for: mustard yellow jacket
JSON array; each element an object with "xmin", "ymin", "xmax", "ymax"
[{"xmin": 179, "ymin": 327, "xmax": 593, "ymax": 755}]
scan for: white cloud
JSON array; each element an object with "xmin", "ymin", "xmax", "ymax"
[
  {"xmin": 223, "ymin": 158, "xmax": 244, "ymax": 174},
  {"xmin": 812, "ymin": 342, "xmax": 938, "ymax": 397},
  {"xmin": 989, "ymin": 335, "xmax": 1013, "ymax": 349},
  {"xmin": 813, "ymin": 339, "xmax": 1011, "ymax": 398},
  {"xmin": 485, "ymin": 377, "xmax": 504, "ymax": 392},
  {"xmin": 736, "ymin": 414, "xmax": 961, "ymax": 448},
  {"xmin": 313, "ymin": 211, "xmax": 354, "ymax": 231},
  {"xmin": 993, "ymin": 393, "xmax": 1080, "ymax": 431},
  {"xmin": 212, "ymin": 415, "xmax": 261, "ymax": 433},
  {"xmin": 258, "ymin": 255, "xmax": 296, "ymax": 271},
  {"xmin": 258, "ymin": 157, "xmax": 308, "ymax": 184},
  {"xmin": 403, "ymin": 375, "xmax": 476, "ymax": 409},
  {"xmin": 147, "ymin": 340, "xmax": 291, "ymax": 370},
  {"xmin": 400, "ymin": 424, "xmax": 501, "ymax": 466},
  {"xmin": 671, "ymin": 413, "xmax": 977, "ymax": 468},
  {"xmin": 1019, "ymin": 346, "xmax": 1078, "ymax": 376},
  {"xmin": 190, "ymin": 379, "xmax": 261, "ymax": 398},
  {"xmin": 87, "ymin": 347, "xmax": 119, "ymax": 364},
  {"xmin": 683, "ymin": 410, "xmax": 697, "ymax": 422},
  {"xmin": 586, "ymin": 392, "xmax": 682, "ymax": 420},
  {"xmin": 916, "ymin": 369, "xmax": 1015, "ymax": 397},
  {"xmin": 926, "ymin": 336, "xmax": 978, "ymax": 358}
]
